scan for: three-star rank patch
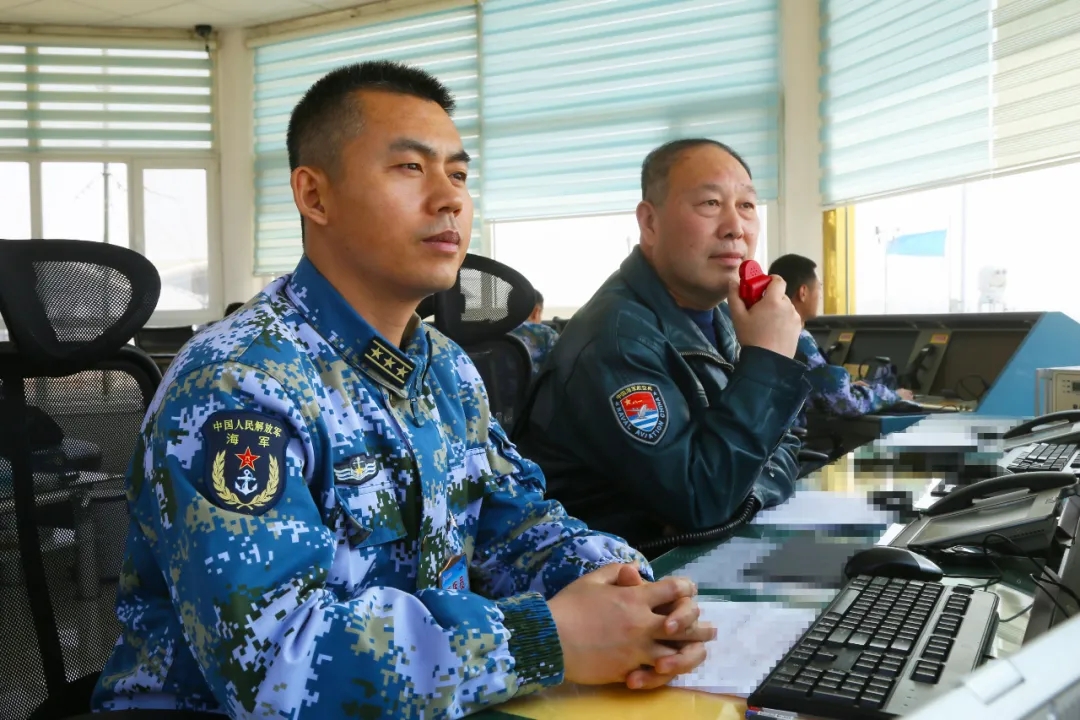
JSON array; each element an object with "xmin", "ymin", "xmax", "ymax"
[
  {"xmin": 201, "ymin": 411, "xmax": 288, "ymax": 516},
  {"xmin": 611, "ymin": 383, "xmax": 668, "ymax": 445},
  {"xmin": 362, "ymin": 336, "xmax": 415, "ymax": 393}
]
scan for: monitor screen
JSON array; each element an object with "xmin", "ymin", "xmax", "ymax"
[
  {"xmin": 929, "ymin": 330, "xmax": 1027, "ymax": 399},
  {"xmin": 844, "ymin": 330, "xmax": 920, "ymax": 373}
]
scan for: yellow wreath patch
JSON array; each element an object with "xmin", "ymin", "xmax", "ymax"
[{"xmin": 211, "ymin": 450, "xmax": 280, "ymax": 512}]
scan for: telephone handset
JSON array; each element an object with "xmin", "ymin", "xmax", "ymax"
[
  {"xmin": 1003, "ymin": 410, "xmax": 1080, "ymax": 440},
  {"xmin": 924, "ymin": 471, "xmax": 1076, "ymax": 517},
  {"xmin": 899, "ymin": 344, "xmax": 935, "ymax": 389}
]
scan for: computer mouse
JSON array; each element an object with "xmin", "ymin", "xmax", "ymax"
[{"xmin": 843, "ymin": 546, "xmax": 943, "ymax": 582}]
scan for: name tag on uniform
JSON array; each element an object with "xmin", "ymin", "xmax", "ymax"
[{"xmin": 440, "ymin": 554, "xmax": 469, "ymax": 592}]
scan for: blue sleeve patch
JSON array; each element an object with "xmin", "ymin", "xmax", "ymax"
[{"xmin": 201, "ymin": 411, "xmax": 288, "ymax": 516}]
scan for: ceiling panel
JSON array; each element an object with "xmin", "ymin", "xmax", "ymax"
[{"xmin": 0, "ymin": 0, "xmax": 385, "ymax": 29}]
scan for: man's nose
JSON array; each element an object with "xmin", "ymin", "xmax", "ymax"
[{"xmin": 716, "ymin": 201, "xmax": 745, "ymax": 239}]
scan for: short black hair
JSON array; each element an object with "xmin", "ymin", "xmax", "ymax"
[
  {"xmin": 768, "ymin": 254, "xmax": 818, "ymax": 300},
  {"xmin": 640, "ymin": 138, "xmax": 752, "ymax": 204},
  {"xmin": 534, "ymin": 290, "xmax": 544, "ymax": 307},
  {"xmin": 286, "ymin": 60, "xmax": 455, "ymax": 177},
  {"xmin": 286, "ymin": 61, "xmax": 455, "ymax": 243}
]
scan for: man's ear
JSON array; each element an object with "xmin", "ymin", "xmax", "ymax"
[
  {"xmin": 291, "ymin": 166, "xmax": 330, "ymax": 231},
  {"xmin": 798, "ymin": 283, "xmax": 809, "ymax": 302},
  {"xmin": 636, "ymin": 200, "xmax": 658, "ymax": 249}
]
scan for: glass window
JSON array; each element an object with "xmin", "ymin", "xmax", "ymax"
[
  {"xmin": 142, "ymin": 168, "xmax": 209, "ymax": 311},
  {"xmin": 853, "ymin": 163, "xmax": 1080, "ymax": 320},
  {"xmin": 492, "ymin": 213, "xmax": 638, "ymax": 317},
  {"xmin": 0, "ymin": 162, "xmax": 31, "ymax": 239},
  {"xmin": 492, "ymin": 207, "xmax": 769, "ymax": 317},
  {"xmin": 41, "ymin": 162, "xmax": 128, "ymax": 246}
]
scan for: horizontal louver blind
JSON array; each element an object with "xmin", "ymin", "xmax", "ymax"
[
  {"xmin": 819, "ymin": 0, "xmax": 992, "ymax": 205},
  {"xmin": 0, "ymin": 41, "xmax": 213, "ymax": 151},
  {"xmin": 993, "ymin": 0, "xmax": 1080, "ymax": 172},
  {"xmin": 480, "ymin": 0, "xmax": 781, "ymax": 221},
  {"xmin": 252, "ymin": 5, "xmax": 480, "ymax": 276}
]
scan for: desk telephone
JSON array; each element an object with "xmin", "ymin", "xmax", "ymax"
[
  {"xmin": 900, "ymin": 470, "xmax": 1077, "ymax": 554},
  {"xmin": 1002, "ymin": 409, "xmax": 1080, "ymax": 447}
]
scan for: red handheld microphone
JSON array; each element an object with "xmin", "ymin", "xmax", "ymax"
[{"xmin": 738, "ymin": 260, "xmax": 772, "ymax": 308}]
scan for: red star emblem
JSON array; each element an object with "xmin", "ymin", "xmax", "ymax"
[{"xmin": 235, "ymin": 447, "xmax": 260, "ymax": 471}]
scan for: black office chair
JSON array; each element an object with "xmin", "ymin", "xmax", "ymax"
[
  {"xmin": 132, "ymin": 325, "xmax": 194, "ymax": 375},
  {"xmin": 790, "ymin": 425, "xmax": 832, "ymax": 478},
  {"xmin": 421, "ymin": 255, "xmax": 536, "ymax": 433},
  {"xmin": 0, "ymin": 240, "xmax": 215, "ymax": 720}
]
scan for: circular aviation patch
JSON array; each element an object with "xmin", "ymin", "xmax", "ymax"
[{"xmin": 611, "ymin": 383, "xmax": 668, "ymax": 445}]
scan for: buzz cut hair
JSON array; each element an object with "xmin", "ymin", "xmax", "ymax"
[
  {"xmin": 286, "ymin": 60, "xmax": 456, "ymax": 178},
  {"xmin": 640, "ymin": 138, "xmax": 751, "ymax": 205}
]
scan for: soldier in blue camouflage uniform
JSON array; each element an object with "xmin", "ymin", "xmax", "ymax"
[
  {"xmin": 92, "ymin": 62, "xmax": 713, "ymax": 718},
  {"xmin": 768, "ymin": 254, "xmax": 913, "ymax": 426},
  {"xmin": 509, "ymin": 289, "xmax": 560, "ymax": 375}
]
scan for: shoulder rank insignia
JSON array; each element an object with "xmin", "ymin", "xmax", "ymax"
[
  {"xmin": 362, "ymin": 336, "xmax": 415, "ymax": 393},
  {"xmin": 201, "ymin": 411, "xmax": 288, "ymax": 515},
  {"xmin": 611, "ymin": 383, "xmax": 668, "ymax": 445}
]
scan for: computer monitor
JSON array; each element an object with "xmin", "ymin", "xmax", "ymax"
[
  {"xmin": 905, "ymin": 613, "xmax": 1080, "ymax": 719},
  {"xmin": 844, "ymin": 329, "xmax": 921, "ymax": 375},
  {"xmin": 928, "ymin": 329, "xmax": 1028, "ymax": 400}
]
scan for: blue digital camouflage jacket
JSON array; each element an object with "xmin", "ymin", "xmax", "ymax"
[
  {"xmin": 797, "ymin": 328, "xmax": 901, "ymax": 423},
  {"xmin": 92, "ymin": 255, "xmax": 647, "ymax": 718},
  {"xmin": 509, "ymin": 322, "xmax": 560, "ymax": 375}
]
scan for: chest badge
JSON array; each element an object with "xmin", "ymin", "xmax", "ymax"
[
  {"xmin": 611, "ymin": 383, "xmax": 668, "ymax": 445},
  {"xmin": 333, "ymin": 454, "xmax": 380, "ymax": 486}
]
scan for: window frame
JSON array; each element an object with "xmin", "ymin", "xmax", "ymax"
[{"xmin": 1, "ymin": 150, "xmax": 221, "ymax": 328}]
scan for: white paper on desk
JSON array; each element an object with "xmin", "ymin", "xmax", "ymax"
[
  {"xmin": 668, "ymin": 601, "xmax": 817, "ymax": 697},
  {"xmin": 752, "ymin": 490, "xmax": 892, "ymax": 528}
]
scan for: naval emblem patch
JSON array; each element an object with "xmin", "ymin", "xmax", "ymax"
[
  {"xmin": 611, "ymin": 383, "xmax": 668, "ymax": 445},
  {"xmin": 201, "ymin": 411, "xmax": 288, "ymax": 515}
]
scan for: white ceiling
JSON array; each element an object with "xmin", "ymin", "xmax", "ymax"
[{"xmin": 0, "ymin": 0, "xmax": 382, "ymax": 29}]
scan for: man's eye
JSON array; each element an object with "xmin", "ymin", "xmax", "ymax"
[
  {"xmin": 402, "ymin": 163, "xmax": 422, "ymax": 171},
  {"xmin": 451, "ymin": 172, "xmax": 468, "ymax": 182}
]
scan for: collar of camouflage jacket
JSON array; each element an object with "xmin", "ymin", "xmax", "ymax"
[{"xmin": 285, "ymin": 255, "xmax": 428, "ymax": 398}]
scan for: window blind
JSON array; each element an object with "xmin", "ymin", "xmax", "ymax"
[
  {"xmin": 0, "ymin": 41, "xmax": 213, "ymax": 151},
  {"xmin": 819, "ymin": 0, "xmax": 993, "ymax": 206},
  {"xmin": 252, "ymin": 5, "xmax": 480, "ymax": 276},
  {"xmin": 993, "ymin": 0, "xmax": 1080, "ymax": 173},
  {"xmin": 480, "ymin": 0, "xmax": 781, "ymax": 221}
]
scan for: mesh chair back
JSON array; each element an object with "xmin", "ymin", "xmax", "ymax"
[
  {"xmin": 427, "ymin": 255, "xmax": 537, "ymax": 431},
  {"xmin": 0, "ymin": 240, "xmax": 159, "ymax": 377},
  {"xmin": 0, "ymin": 240, "xmax": 161, "ymax": 719},
  {"xmin": 466, "ymin": 336, "xmax": 533, "ymax": 433},
  {"xmin": 430, "ymin": 255, "xmax": 536, "ymax": 346}
]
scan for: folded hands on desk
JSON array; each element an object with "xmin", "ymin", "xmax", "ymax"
[{"xmin": 548, "ymin": 563, "xmax": 716, "ymax": 691}]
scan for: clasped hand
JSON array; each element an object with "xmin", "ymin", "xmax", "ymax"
[{"xmin": 548, "ymin": 563, "xmax": 714, "ymax": 690}]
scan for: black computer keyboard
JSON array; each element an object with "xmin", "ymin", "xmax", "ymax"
[
  {"xmin": 747, "ymin": 575, "xmax": 999, "ymax": 719},
  {"xmin": 1007, "ymin": 442, "xmax": 1079, "ymax": 473}
]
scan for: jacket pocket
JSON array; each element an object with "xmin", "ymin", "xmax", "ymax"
[{"xmin": 333, "ymin": 480, "xmax": 407, "ymax": 548}]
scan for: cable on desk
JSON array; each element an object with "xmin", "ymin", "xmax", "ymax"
[
  {"xmin": 1000, "ymin": 603, "xmax": 1034, "ymax": 623},
  {"xmin": 1029, "ymin": 574, "xmax": 1073, "ymax": 620},
  {"xmin": 955, "ymin": 374, "xmax": 990, "ymax": 403},
  {"xmin": 637, "ymin": 495, "xmax": 760, "ymax": 554},
  {"xmin": 970, "ymin": 533, "xmax": 1078, "ymax": 620},
  {"xmin": 984, "ymin": 532, "xmax": 1080, "ymax": 610}
]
